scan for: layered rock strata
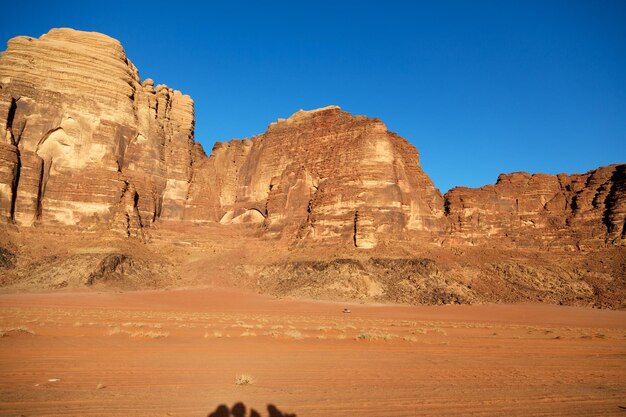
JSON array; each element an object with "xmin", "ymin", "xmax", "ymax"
[
  {"xmin": 444, "ymin": 164, "xmax": 626, "ymax": 246},
  {"xmin": 0, "ymin": 28, "xmax": 447, "ymax": 248},
  {"xmin": 190, "ymin": 106, "xmax": 446, "ymax": 248},
  {"xmin": 0, "ymin": 28, "xmax": 624, "ymax": 251},
  {"xmin": 0, "ymin": 28, "xmax": 195, "ymax": 236}
]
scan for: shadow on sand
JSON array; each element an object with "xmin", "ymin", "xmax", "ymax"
[{"xmin": 208, "ymin": 402, "xmax": 296, "ymax": 417}]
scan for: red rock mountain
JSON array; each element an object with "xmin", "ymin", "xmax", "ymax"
[
  {"xmin": 0, "ymin": 28, "xmax": 195, "ymax": 237},
  {"xmin": 0, "ymin": 29, "xmax": 624, "ymax": 307},
  {"xmin": 188, "ymin": 106, "xmax": 446, "ymax": 248},
  {"xmin": 445, "ymin": 165, "xmax": 626, "ymax": 247},
  {"xmin": 0, "ymin": 29, "xmax": 447, "ymax": 248}
]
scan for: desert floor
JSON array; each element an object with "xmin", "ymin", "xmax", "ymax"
[{"xmin": 0, "ymin": 288, "xmax": 625, "ymax": 417}]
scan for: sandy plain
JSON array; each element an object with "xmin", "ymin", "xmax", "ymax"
[{"xmin": 1, "ymin": 288, "xmax": 625, "ymax": 417}]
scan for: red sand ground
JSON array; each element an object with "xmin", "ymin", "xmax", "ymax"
[{"xmin": 1, "ymin": 288, "xmax": 625, "ymax": 416}]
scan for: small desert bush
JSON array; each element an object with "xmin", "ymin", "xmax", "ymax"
[
  {"xmin": 234, "ymin": 374, "xmax": 255, "ymax": 385},
  {"xmin": 108, "ymin": 327, "xmax": 168, "ymax": 338},
  {"xmin": 233, "ymin": 322, "xmax": 255, "ymax": 329},
  {"xmin": 356, "ymin": 331, "xmax": 394, "ymax": 341},
  {"xmin": 121, "ymin": 322, "xmax": 162, "ymax": 329},
  {"xmin": 107, "ymin": 327, "xmax": 126, "ymax": 336},
  {"xmin": 131, "ymin": 330, "xmax": 168, "ymax": 339},
  {"xmin": 283, "ymin": 329, "xmax": 304, "ymax": 339},
  {"xmin": 0, "ymin": 326, "xmax": 35, "ymax": 336},
  {"xmin": 263, "ymin": 329, "xmax": 304, "ymax": 339},
  {"xmin": 433, "ymin": 328, "xmax": 448, "ymax": 336}
]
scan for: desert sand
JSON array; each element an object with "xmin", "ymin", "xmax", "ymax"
[{"xmin": 1, "ymin": 288, "xmax": 625, "ymax": 417}]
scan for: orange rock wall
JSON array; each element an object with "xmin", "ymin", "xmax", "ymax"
[
  {"xmin": 0, "ymin": 28, "xmax": 624, "ymax": 249},
  {"xmin": 444, "ymin": 165, "xmax": 626, "ymax": 246},
  {"xmin": 0, "ymin": 29, "xmax": 195, "ymax": 236}
]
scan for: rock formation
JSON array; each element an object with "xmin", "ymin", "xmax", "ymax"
[
  {"xmin": 0, "ymin": 28, "xmax": 195, "ymax": 236},
  {"xmin": 444, "ymin": 164, "xmax": 626, "ymax": 247},
  {"xmin": 0, "ymin": 28, "xmax": 624, "ymax": 308},
  {"xmin": 0, "ymin": 28, "xmax": 448, "ymax": 249},
  {"xmin": 189, "ymin": 106, "xmax": 446, "ymax": 248},
  {"xmin": 0, "ymin": 28, "xmax": 624, "ymax": 250}
]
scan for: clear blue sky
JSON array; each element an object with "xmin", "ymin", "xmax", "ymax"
[{"xmin": 2, "ymin": 1, "xmax": 625, "ymax": 193}]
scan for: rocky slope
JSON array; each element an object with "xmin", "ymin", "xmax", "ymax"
[{"xmin": 0, "ymin": 28, "xmax": 624, "ymax": 308}]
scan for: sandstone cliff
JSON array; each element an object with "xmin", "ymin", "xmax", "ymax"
[
  {"xmin": 1, "ymin": 28, "xmax": 624, "ymax": 251},
  {"xmin": 0, "ymin": 29, "xmax": 446, "ymax": 249},
  {"xmin": 444, "ymin": 164, "xmax": 626, "ymax": 247},
  {"xmin": 0, "ymin": 28, "xmax": 624, "ymax": 308},
  {"xmin": 190, "ymin": 106, "xmax": 446, "ymax": 248},
  {"xmin": 0, "ymin": 28, "xmax": 195, "ymax": 237}
]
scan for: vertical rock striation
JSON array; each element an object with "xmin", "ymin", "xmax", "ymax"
[
  {"xmin": 0, "ymin": 28, "xmax": 624, "ymax": 250},
  {"xmin": 444, "ymin": 164, "xmax": 626, "ymax": 246},
  {"xmin": 194, "ymin": 106, "xmax": 446, "ymax": 248},
  {"xmin": 0, "ymin": 28, "xmax": 196, "ymax": 235}
]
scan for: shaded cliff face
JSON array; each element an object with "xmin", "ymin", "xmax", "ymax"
[{"xmin": 0, "ymin": 28, "xmax": 195, "ymax": 236}]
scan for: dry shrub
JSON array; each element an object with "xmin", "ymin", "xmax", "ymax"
[
  {"xmin": 234, "ymin": 374, "xmax": 255, "ymax": 385},
  {"xmin": 356, "ymin": 331, "xmax": 394, "ymax": 341},
  {"xmin": 0, "ymin": 326, "xmax": 35, "ymax": 336},
  {"xmin": 283, "ymin": 329, "xmax": 304, "ymax": 339},
  {"xmin": 108, "ymin": 327, "xmax": 168, "ymax": 338},
  {"xmin": 131, "ymin": 330, "xmax": 168, "ymax": 339}
]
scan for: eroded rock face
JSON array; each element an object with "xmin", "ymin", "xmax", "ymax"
[
  {"xmin": 444, "ymin": 164, "xmax": 626, "ymax": 246},
  {"xmin": 3, "ymin": 28, "xmax": 447, "ymax": 249},
  {"xmin": 194, "ymin": 106, "xmax": 446, "ymax": 248},
  {"xmin": 0, "ymin": 28, "xmax": 624, "ymax": 251},
  {"xmin": 0, "ymin": 28, "xmax": 195, "ymax": 234},
  {"xmin": 0, "ymin": 28, "xmax": 624, "ymax": 308}
]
